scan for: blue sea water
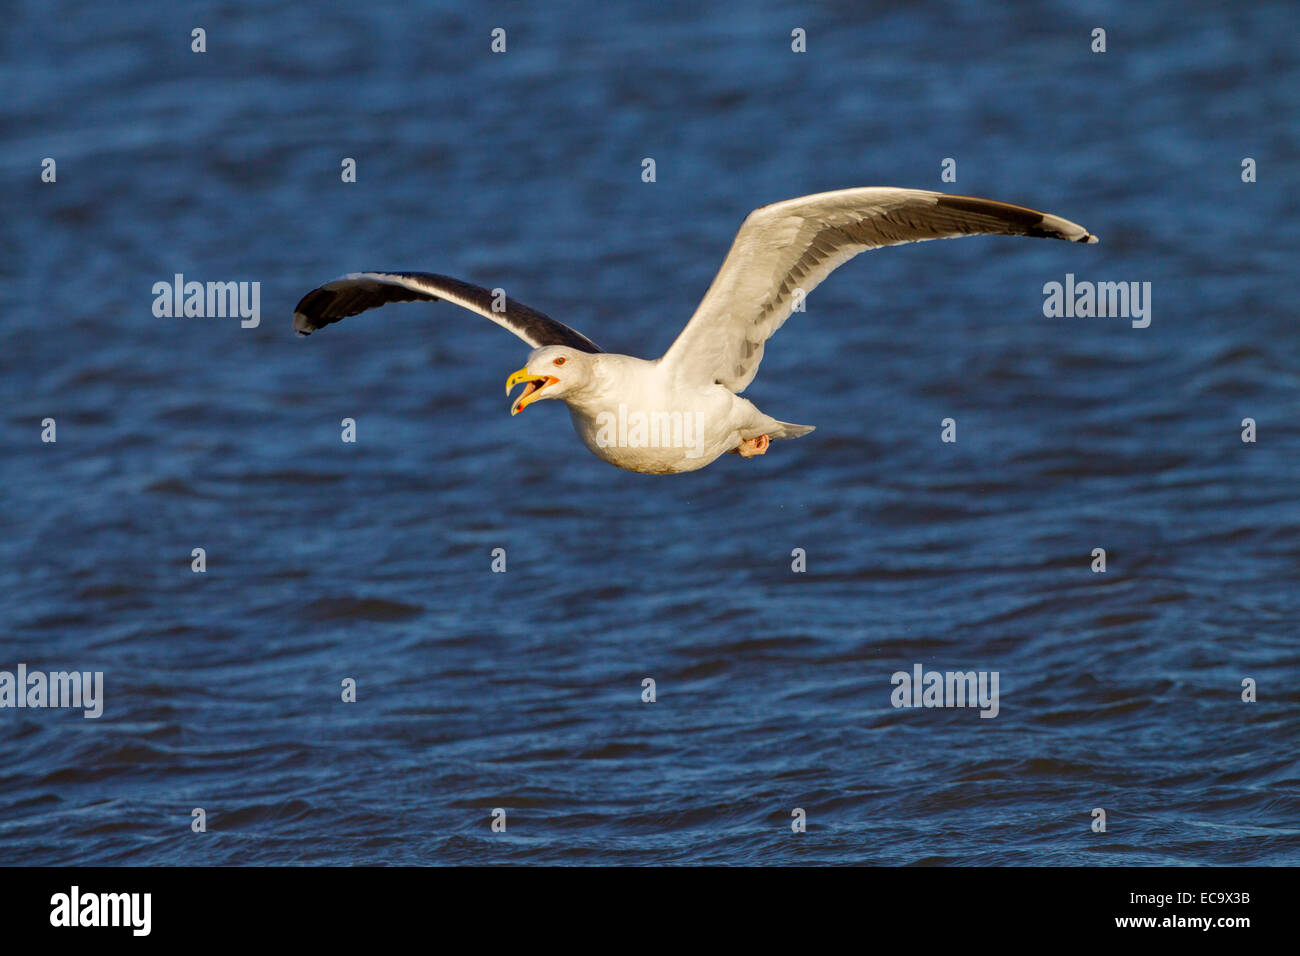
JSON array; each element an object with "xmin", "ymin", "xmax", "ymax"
[{"xmin": 1, "ymin": 0, "xmax": 1297, "ymax": 865}]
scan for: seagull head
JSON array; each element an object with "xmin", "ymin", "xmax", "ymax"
[{"xmin": 506, "ymin": 346, "xmax": 593, "ymax": 416}]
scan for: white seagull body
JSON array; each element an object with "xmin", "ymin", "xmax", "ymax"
[{"xmin": 294, "ymin": 187, "xmax": 1097, "ymax": 475}]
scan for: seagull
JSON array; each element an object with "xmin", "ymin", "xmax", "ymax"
[{"xmin": 294, "ymin": 187, "xmax": 1097, "ymax": 475}]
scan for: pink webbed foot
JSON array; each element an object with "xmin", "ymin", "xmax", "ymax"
[{"xmin": 737, "ymin": 434, "xmax": 770, "ymax": 458}]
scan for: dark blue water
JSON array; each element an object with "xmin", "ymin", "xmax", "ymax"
[{"xmin": 2, "ymin": 1, "xmax": 1297, "ymax": 865}]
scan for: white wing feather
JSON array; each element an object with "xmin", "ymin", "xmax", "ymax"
[{"xmin": 661, "ymin": 187, "xmax": 1097, "ymax": 392}]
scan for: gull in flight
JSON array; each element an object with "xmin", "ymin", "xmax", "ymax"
[{"xmin": 294, "ymin": 187, "xmax": 1097, "ymax": 474}]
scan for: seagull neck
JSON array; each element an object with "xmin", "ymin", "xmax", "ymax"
[{"xmin": 560, "ymin": 354, "xmax": 619, "ymax": 415}]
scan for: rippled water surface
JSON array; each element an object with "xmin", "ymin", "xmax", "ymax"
[{"xmin": 1, "ymin": 1, "xmax": 1298, "ymax": 865}]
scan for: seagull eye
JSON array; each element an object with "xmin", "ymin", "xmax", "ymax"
[{"xmin": 553, "ymin": 357, "xmax": 566, "ymax": 366}]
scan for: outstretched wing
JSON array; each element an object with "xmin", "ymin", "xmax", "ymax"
[
  {"xmin": 293, "ymin": 271, "xmax": 603, "ymax": 353},
  {"xmin": 661, "ymin": 188, "xmax": 1097, "ymax": 392}
]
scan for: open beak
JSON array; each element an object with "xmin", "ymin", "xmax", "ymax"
[{"xmin": 506, "ymin": 368, "xmax": 560, "ymax": 416}]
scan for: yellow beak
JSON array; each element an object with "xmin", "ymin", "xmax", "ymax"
[{"xmin": 506, "ymin": 368, "xmax": 560, "ymax": 416}]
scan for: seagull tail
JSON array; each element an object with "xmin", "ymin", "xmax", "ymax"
[{"xmin": 769, "ymin": 420, "xmax": 816, "ymax": 440}]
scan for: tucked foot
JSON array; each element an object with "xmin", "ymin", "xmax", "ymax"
[{"xmin": 737, "ymin": 434, "xmax": 770, "ymax": 458}]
